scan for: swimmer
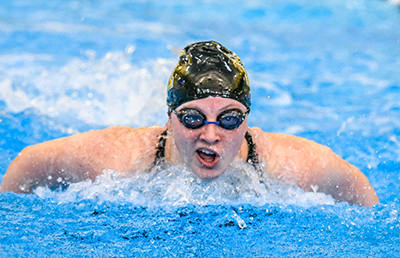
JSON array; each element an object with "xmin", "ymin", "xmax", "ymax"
[{"xmin": 0, "ymin": 41, "xmax": 379, "ymax": 206}]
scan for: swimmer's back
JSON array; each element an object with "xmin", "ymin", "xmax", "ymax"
[{"xmin": 0, "ymin": 126, "xmax": 165, "ymax": 193}]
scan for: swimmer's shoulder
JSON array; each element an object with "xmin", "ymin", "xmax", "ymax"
[
  {"xmin": 75, "ymin": 125, "xmax": 166, "ymax": 148},
  {"xmin": 28, "ymin": 125, "xmax": 165, "ymax": 155},
  {"xmin": 13, "ymin": 125, "xmax": 165, "ymax": 176},
  {"xmin": 57, "ymin": 125, "xmax": 166, "ymax": 170},
  {"xmin": 248, "ymin": 126, "xmax": 330, "ymax": 155},
  {"xmin": 248, "ymin": 127, "xmax": 336, "ymax": 180}
]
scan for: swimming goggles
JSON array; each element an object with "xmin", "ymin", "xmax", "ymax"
[{"xmin": 174, "ymin": 108, "xmax": 249, "ymax": 130}]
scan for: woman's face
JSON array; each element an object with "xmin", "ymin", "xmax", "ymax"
[{"xmin": 167, "ymin": 97, "xmax": 249, "ymax": 180}]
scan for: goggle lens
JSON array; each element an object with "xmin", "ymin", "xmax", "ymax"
[{"xmin": 175, "ymin": 108, "xmax": 248, "ymax": 130}]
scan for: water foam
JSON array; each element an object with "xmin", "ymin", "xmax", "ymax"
[
  {"xmin": 34, "ymin": 161, "xmax": 335, "ymax": 208},
  {"xmin": 0, "ymin": 49, "xmax": 176, "ymax": 127}
]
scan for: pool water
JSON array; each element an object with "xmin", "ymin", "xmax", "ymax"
[{"xmin": 0, "ymin": 0, "xmax": 399, "ymax": 256}]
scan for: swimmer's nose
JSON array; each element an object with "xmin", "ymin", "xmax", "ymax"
[{"xmin": 199, "ymin": 123, "xmax": 221, "ymax": 144}]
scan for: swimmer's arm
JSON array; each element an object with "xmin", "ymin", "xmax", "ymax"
[
  {"xmin": 0, "ymin": 126, "xmax": 163, "ymax": 193},
  {"xmin": 298, "ymin": 149, "xmax": 379, "ymax": 207},
  {"xmin": 253, "ymin": 129, "xmax": 379, "ymax": 206},
  {"xmin": 0, "ymin": 135, "xmax": 100, "ymax": 193}
]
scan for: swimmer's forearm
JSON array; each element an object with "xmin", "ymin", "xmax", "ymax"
[
  {"xmin": 303, "ymin": 140, "xmax": 379, "ymax": 206},
  {"xmin": 348, "ymin": 169, "xmax": 379, "ymax": 206},
  {"xmin": 262, "ymin": 132, "xmax": 379, "ymax": 206},
  {"xmin": 328, "ymin": 177, "xmax": 378, "ymax": 206},
  {"xmin": 342, "ymin": 167, "xmax": 379, "ymax": 206},
  {"xmin": 0, "ymin": 126, "xmax": 157, "ymax": 193},
  {"xmin": 0, "ymin": 140, "xmax": 93, "ymax": 193},
  {"xmin": 0, "ymin": 147, "xmax": 55, "ymax": 193},
  {"xmin": 302, "ymin": 161, "xmax": 379, "ymax": 206}
]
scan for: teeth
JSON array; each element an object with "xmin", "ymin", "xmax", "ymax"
[{"xmin": 200, "ymin": 149, "xmax": 215, "ymax": 155}]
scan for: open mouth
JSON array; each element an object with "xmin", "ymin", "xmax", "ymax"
[{"xmin": 196, "ymin": 148, "xmax": 220, "ymax": 168}]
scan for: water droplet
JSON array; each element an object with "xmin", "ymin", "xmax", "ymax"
[{"xmin": 125, "ymin": 45, "xmax": 136, "ymax": 54}]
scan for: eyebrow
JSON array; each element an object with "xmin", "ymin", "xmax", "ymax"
[{"xmin": 217, "ymin": 104, "xmax": 237, "ymax": 112}]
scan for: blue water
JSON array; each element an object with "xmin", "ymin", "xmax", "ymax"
[{"xmin": 1, "ymin": 0, "xmax": 400, "ymax": 256}]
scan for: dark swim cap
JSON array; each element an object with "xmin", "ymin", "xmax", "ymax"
[{"xmin": 167, "ymin": 41, "xmax": 251, "ymax": 114}]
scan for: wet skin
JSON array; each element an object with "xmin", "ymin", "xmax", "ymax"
[
  {"xmin": 166, "ymin": 97, "xmax": 249, "ymax": 180},
  {"xmin": 0, "ymin": 97, "xmax": 379, "ymax": 206},
  {"xmin": 0, "ymin": 40, "xmax": 380, "ymax": 206}
]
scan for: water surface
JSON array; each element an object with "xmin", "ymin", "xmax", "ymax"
[{"xmin": 0, "ymin": 0, "xmax": 399, "ymax": 256}]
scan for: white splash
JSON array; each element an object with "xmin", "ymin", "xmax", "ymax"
[
  {"xmin": 0, "ymin": 50, "xmax": 176, "ymax": 127},
  {"xmin": 34, "ymin": 161, "xmax": 335, "ymax": 208}
]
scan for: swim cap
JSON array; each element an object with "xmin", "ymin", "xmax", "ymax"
[{"xmin": 167, "ymin": 41, "xmax": 251, "ymax": 114}]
